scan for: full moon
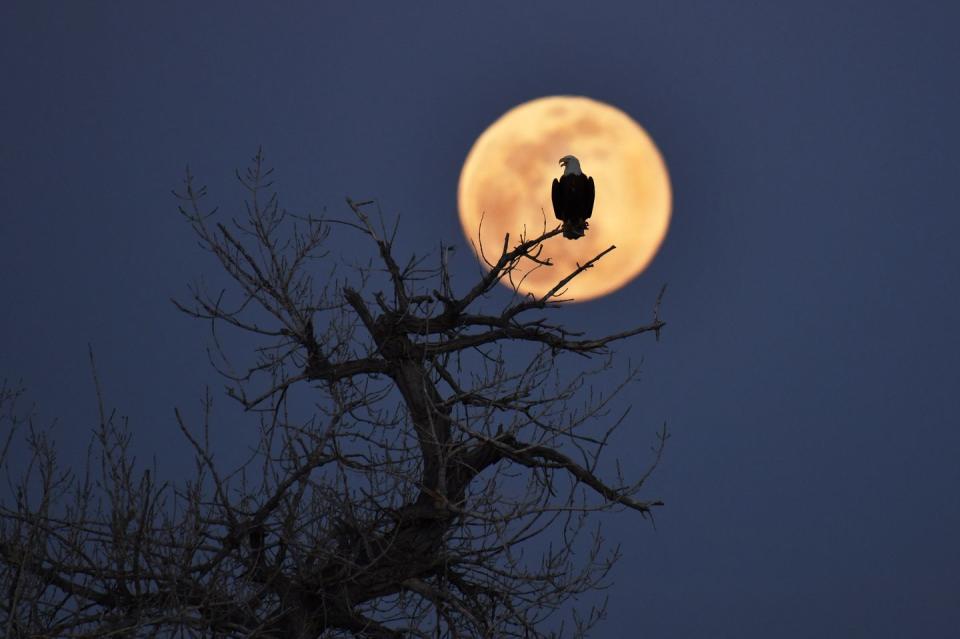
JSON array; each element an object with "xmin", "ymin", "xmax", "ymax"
[{"xmin": 457, "ymin": 95, "xmax": 671, "ymax": 301}]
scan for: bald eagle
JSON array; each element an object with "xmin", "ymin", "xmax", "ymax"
[{"xmin": 551, "ymin": 155, "xmax": 595, "ymax": 239}]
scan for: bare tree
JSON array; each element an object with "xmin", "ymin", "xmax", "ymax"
[{"xmin": 0, "ymin": 151, "xmax": 667, "ymax": 638}]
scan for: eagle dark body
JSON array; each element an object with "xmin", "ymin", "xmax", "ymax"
[{"xmin": 551, "ymin": 160, "xmax": 595, "ymax": 240}]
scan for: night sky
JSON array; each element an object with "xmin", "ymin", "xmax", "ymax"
[{"xmin": 3, "ymin": 2, "xmax": 959, "ymax": 636}]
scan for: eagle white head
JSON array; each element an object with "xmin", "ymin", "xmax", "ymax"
[{"xmin": 559, "ymin": 155, "xmax": 582, "ymax": 176}]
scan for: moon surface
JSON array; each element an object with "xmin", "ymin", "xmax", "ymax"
[{"xmin": 457, "ymin": 96, "xmax": 671, "ymax": 302}]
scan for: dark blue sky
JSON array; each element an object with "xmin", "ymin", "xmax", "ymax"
[{"xmin": 2, "ymin": 2, "xmax": 959, "ymax": 636}]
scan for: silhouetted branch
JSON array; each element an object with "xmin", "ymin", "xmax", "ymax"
[{"xmin": 0, "ymin": 152, "xmax": 669, "ymax": 638}]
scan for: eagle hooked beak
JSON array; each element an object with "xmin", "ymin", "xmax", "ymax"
[{"xmin": 558, "ymin": 157, "xmax": 568, "ymax": 167}]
